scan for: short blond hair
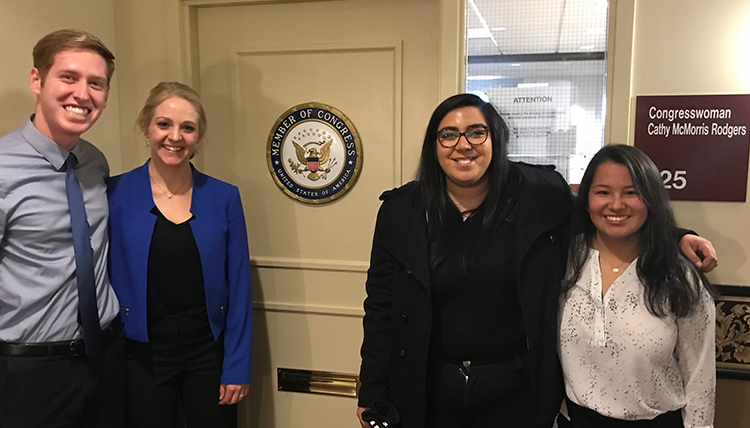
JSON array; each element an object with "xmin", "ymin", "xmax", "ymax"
[
  {"xmin": 33, "ymin": 29, "xmax": 115, "ymax": 84},
  {"xmin": 136, "ymin": 82, "xmax": 208, "ymax": 142}
]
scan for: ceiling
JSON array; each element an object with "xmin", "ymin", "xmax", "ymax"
[{"xmin": 466, "ymin": 0, "xmax": 609, "ymax": 57}]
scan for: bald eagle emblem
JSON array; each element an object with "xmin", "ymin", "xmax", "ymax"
[
  {"xmin": 288, "ymin": 137, "xmax": 337, "ymax": 181},
  {"xmin": 267, "ymin": 102, "xmax": 363, "ymax": 204}
]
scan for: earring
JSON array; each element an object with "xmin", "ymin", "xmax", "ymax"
[{"xmin": 145, "ymin": 139, "xmax": 150, "ymax": 148}]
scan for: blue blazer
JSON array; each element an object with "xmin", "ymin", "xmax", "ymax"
[{"xmin": 107, "ymin": 162, "xmax": 252, "ymax": 384}]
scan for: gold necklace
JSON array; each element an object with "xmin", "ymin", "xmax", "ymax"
[
  {"xmin": 150, "ymin": 172, "xmax": 192, "ymax": 199},
  {"xmin": 598, "ymin": 253, "xmax": 630, "ymax": 273}
]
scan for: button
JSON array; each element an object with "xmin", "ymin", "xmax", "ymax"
[
  {"xmin": 400, "ymin": 350, "xmax": 405, "ymax": 358},
  {"xmin": 69, "ymin": 341, "xmax": 81, "ymax": 357},
  {"xmin": 549, "ymin": 235, "xmax": 556, "ymax": 243}
]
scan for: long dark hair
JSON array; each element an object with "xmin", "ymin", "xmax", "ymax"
[
  {"xmin": 416, "ymin": 94, "xmax": 519, "ymax": 271},
  {"xmin": 563, "ymin": 144, "xmax": 711, "ymax": 317}
]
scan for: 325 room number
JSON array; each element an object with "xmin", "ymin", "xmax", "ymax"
[{"xmin": 660, "ymin": 170, "xmax": 687, "ymax": 190}]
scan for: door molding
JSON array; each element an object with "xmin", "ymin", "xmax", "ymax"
[
  {"xmin": 250, "ymin": 257, "xmax": 367, "ymax": 317},
  {"xmin": 604, "ymin": 0, "xmax": 636, "ymax": 146},
  {"xmin": 252, "ymin": 255, "xmax": 368, "ymax": 273},
  {"xmin": 228, "ymin": 41, "xmax": 404, "ymax": 185},
  {"xmin": 256, "ymin": 301, "xmax": 364, "ymax": 317},
  {"xmin": 178, "ymin": 0, "xmax": 465, "ymax": 97}
]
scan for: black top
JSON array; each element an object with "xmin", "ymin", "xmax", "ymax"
[
  {"xmin": 147, "ymin": 207, "xmax": 209, "ymax": 337},
  {"xmin": 358, "ymin": 165, "xmax": 573, "ymax": 428},
  {"xmin": 430, "ymin": 204, "xmax": 527, "ymax": 363}
]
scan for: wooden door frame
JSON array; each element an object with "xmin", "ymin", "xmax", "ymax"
[{"xmin": 177, "ymin": 0, "xmax": 466, "ymax": 100}]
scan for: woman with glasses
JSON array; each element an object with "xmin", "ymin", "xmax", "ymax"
[{"xmin": 356, "ymin": 94, "xmax": 717, "ymax": 428}]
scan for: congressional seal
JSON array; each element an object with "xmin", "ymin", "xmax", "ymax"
[{"xmin": 267, "ymin": 102, "xmax": 363, "ymax": 204}]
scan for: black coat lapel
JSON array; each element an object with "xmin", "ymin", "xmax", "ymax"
[{"xmin": 381, "ymin": 188, "xmax": 431, "ymax": 292}]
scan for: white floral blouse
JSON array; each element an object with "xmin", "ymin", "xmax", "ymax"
[{"xmin": 558, "ymin": 249, "xmax": 715, "ymax": 428}]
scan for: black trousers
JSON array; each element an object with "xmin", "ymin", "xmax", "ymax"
[
  {"xmin": 125, "ymin": 329, "xmax": 237, "ymax": 428},
  {"xmin": 559, "ymin": 398, "xmax": 683, "ymax": 428},
  {"xmin": 0, "ymin": 335, "xmax": 126, "ymax": 428},
  {"xmin": 424, "ymin": 357, "xmax": 535, "ymax": 428}
]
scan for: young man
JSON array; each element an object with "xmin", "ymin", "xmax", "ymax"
[{"xmin": 0, "ymin": 29, "xmax": 124, "ymax": 427}]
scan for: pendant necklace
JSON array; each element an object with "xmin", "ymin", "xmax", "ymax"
[
  {"xmin": 599, "ymin": 253, "xmax": 630, "ymax": 273},
  {"xmin": 150, "ymin": 172, "xmax": 192, "ymax": 199}
]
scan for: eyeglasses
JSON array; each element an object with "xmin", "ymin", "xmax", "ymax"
[{"xmin": 437, "ymin": 125, "xmax": 490, "ymax": 148}]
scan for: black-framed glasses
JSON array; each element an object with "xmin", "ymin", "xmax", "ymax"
[{"xmin": 437, "ymin": 124, "xmax": 490, "ymax": 148}]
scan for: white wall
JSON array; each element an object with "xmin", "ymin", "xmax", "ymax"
[
  {"xmin": 112, "ymin": 0, "xmax": 185, "ymax": 172},
  {"xmin": 0, "ymin": 0, "xmax": 122, "ymax": 173},
  {"xmin": 629, "ymin": 1, "xmax": 750, "ymax": 426},
  {"xmin": 630, "ymin": 0, "xmax": 750, "ymax": 287}
]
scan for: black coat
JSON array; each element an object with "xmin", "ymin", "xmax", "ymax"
[{"xmin": 358, "ymin": 162, "xmax": 573, "ymax": 428}]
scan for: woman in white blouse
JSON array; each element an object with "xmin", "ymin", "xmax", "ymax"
[{"xmin": 558, "ymin": 144, "xmax": 715, "ymax": 428}]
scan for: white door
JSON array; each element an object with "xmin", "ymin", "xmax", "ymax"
[{"xmin": 194, "ymin": 1, "xmax": 448, "ymax": 426}]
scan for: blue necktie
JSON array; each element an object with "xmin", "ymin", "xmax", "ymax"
[{"xmin": 65, "ymin": 153, "xmax": 102, "ymax": 357}]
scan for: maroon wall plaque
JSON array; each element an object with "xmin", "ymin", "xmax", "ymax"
[{"xmin": 634, "ymin": 94, "xmax": 750, "ymax": 202}]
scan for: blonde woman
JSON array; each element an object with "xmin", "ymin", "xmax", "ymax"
[{"xmin": 108, "ymin": 82, "xmax": 252, "ymax": 427}]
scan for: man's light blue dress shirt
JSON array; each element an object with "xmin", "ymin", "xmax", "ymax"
[{"xmin": 0, "ymin": 117, "xmax": 119, "ymax": 342}]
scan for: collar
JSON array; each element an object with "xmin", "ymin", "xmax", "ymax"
[
  {"xmin": 380, "ymin": 185, "xmax": 431, "ymax": 290},
  {"xmin": 21, "ymin": 114, "xmax": 83, "ymax": 171}
]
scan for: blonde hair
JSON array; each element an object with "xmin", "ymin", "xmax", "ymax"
[
  {"xmin": 33, "ymin": 29, "xmax": 115, "ymax": 84},
  {"xmin": 136, "ymin": 82, "xmax": 207, "ymax": 142}
]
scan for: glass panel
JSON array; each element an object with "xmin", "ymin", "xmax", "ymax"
[{"xmin": 466, "ymin": 0, "xmax": 609, "ymax": 184}]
